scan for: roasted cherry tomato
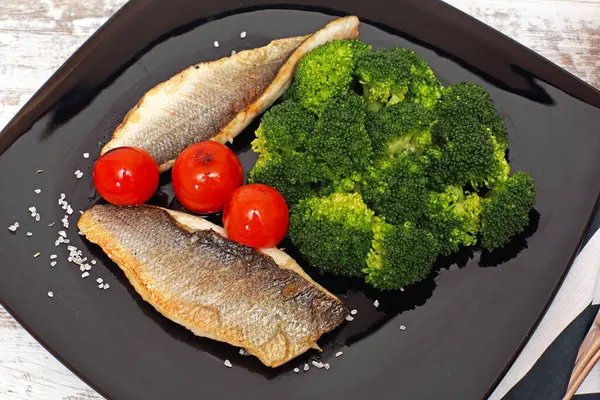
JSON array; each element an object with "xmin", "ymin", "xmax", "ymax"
[
  {"xmin": 172, "ymin": 141, "xmax": 243, "ymax": 214},
  {"xmin": 223, "ymin": 184, "xmax": 289, "ymax": 248},
  {"xmin": 93, "ymin": 147, "xmax": 159, "ymax": 206}
]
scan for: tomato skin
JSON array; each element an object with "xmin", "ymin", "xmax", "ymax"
[
  {"xmin": 172, "ymin": 141, "xmax": 243, "ymax": 214},
  {"xmin": 223, "ymin": 184, "xmax": 289, "ymax": 248},
  {"xmin": 93, "ymin": 147, "xmax": 159, "ymax": 206}
]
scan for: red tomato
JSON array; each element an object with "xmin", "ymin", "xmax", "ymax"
[
  {"xmin": 172, "ymin": 141, "xmax": 243, "ymax": 214},
  {"xmin": 93, "ymin": 147, "xmax": 159, "ymax": 206},
  {"xmin": 223, "ymin": 184, "xmax": 289, "ymax": 248}
]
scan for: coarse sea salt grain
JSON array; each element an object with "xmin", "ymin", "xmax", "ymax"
[
  {"xmin": 350, "ymin": 309, "xmax": 358, "ymax": 315},
  {"xmin": 400, "ymin": 325, "xmax": 406, "ymax": 331},
  {"xmin": 303, "ymin": 364, "xmax": 309, "ymax": 372},
  {"xmin": 213, "ymin": 40, "xmax": 219, "ymax": 48},
  {"xmin": 240, "ymin": 31, "xmax": 247, "ymax": 38},
  {"xmin": 27, "ymin": 232, "xmax": 32, "ymax": 237},
  {"xmin": 335, "ymin": 351, "xmax": 343, "ymax": 358},
  {"xmin": 47, "ymin": 291, "xmax": 53, "ymax": 298},
  {"xmin": 34, "ymin": 189, "xmax": 41, "ymax": 194},
  {"xmin": 83, "ymin": 153, "xmax": 90, "ymax": 159},
  {"xmin": 373, "ymin": 300, "xmax": 379, "ymax": 308},
  {"xmin": 81, "ymin": 272, "xmax": 89, "ymax": 278},
  {"xmin": 231, "ymin": 50, "xmax": 237, "ymax": 56},
  {"xmin": 324, "ymin": 363, "xmax": 330, "ymax": 370},
  {"xmin": 50, "ymin": 261, "xmax": 57, "ymax": 267},
  {"xmin": 294, "ymin": 368, "xmax": 300, "ymax": 373},
  {"xmin": 58, "ymin": 230, "xmax": 67, "ymax": 238},
  {"xmin": 345, "ymin": 315, "xmax": 354, "ymax": 322},
  {"xmin": 28, "ymin": 206, "xmax": 36, "ymax": 213},
  {"xmin": 224, "ymin": 359, "xmax": 232, "ymax": 368},
  {"xmin": 8, "ymin": 224, "xmax": 17, "ymax": 232},
  {"xmin": 96, "ymin": 278, "xmax": 103, "ymax": 284},
  {"xmin": 50, "ymin": 254, "xmax": 57, "ymax": 259},
  {"xmin": 35, "ymin": 214, "xmax": 40, "ymax": 222},
  {"xmin": 103, "ymin": 283, "xmax": 110, "ymax": 290}
]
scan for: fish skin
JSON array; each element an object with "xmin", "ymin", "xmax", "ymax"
[
  {"xmin": 101, "ymin": 16, "xmax": 360, "ymax": 170},
  {"xmin": 78, "ymin": 205, "xmax": 348, "ymax": 367}
]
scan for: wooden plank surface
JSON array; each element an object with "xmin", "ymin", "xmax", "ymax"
[{"xmin": 0, "ymin": 0, "xmax": 599, "ymax": 398}]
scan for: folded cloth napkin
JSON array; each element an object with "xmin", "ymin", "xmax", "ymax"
[{"xmin": 489, "ymin": 228, "xmax": 600, "ymax": 399}]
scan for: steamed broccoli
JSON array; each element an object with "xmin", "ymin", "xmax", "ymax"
[
  {"xmin": 481, "ymin": 171, "xmax": 536, "ymax": 251},
  {"xmin": 437, "ymin": 83, "xmax": 508, "ymax": 151},
  {"xmin": 354, "ymin": 47, "xmax": 442, "ymax": 111},
  {"xmin": 287, "ymin": 39, "xmax": 371, "ymax": 114},
  {"xmin": 365, "ymin": 102, "xmax": 437, "ymax": 156},
  {"xmin": 364, "ymin": 220, "xmax": 440, "ymax": 290},
  {"xmin": 289, "ymin": 192, "xmax": 375, "ymax": 277},
  {"xmin": 306, "ymin": 92, "xmax": 374, "ymax": 179},
  {"xmin": 421, "ymin": 186, "xmax": 483, "ymax": 255},
  {"xmin": 362, "ymin": 151, "xmax": 429, "ymax": 225},
  {"xmin": 250, "ymin": 41, "xmax": 536, "ymax": 292}
]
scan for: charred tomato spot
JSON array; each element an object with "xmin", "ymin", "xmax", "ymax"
[{"xmin": 193, "ymin": 149, "xmax": 214, "ymax": 165}]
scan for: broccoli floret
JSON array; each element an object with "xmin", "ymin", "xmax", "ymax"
[
  {"xmin": 288, "ymin": 39, "xmax": 371, "ymax": 114},
  {"xmin": 354, "ymin": 48, "xmax": 442, "ymax": 111},
  {"xmin": 432, "ymin": 119, "xmax": 500, "ymax": 188},
  {"xmin": 289, "ymin": 192, "xmax": 375, "ymax": 277},
  {"xmin": 306, "ymin": 92, "xmax": 374, "ymax": 179},
  {"xmin": 362, "ymin": 151, "xmax": 429, "ymax": 225},
  {"xmin": 253, "ymin": 100, "xmax": 316, "ymax": 154},
  {"xmin": 421, "ymin": 186, "xmax": 483, "ymax": 255},
  {"xmin": 249, "ymin": 153, "xmax": 317, "ymax": 206},
  {"xmin": 485, "ymin": 136, "xmax": 511, "ymax": 187},
  {"xmin": 365, "ymin": 102, "xmax": 436, "ymax": 156},
  {"xmin": 364, "ymin": 219, "xmax": 440, "ymax": 290},
  {"xmin": 437, "ymin": 83, "xmax": 508, "ymax": 151},
  {"xmin": 249, "ymin": 101, "xmax": 329, "ymax": 205},
  {"xmin": 481, "ymin": 171, "xmax": 536, "ymax": 251}
]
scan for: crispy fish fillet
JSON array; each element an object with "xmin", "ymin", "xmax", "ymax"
[
  {"xmin": 101, "ymin": 16, "xmax": 360, "ymax": 171},
  {"xmin": 78, "ymin": 205, "xmax": 348, "ymax": 367}
]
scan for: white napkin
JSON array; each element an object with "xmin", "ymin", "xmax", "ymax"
[{"xmin": 489, "ymin": 229, "xmax": 600, "ymax": 399}]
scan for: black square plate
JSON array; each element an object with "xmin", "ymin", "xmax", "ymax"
[{"xmin": 1, "ymin": 1, "xmax": 600, "ymax": 399}]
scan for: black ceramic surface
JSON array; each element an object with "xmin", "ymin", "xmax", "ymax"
[{"xmin": 1, "ymin": 1, "xmax": 600, "ymax": 399}]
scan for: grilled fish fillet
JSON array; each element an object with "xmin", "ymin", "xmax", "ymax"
[
  {"xmin": 101, "ymin": 16, "xmax": 360, "ymax": 171},
  {"xmin": 78, "ymin": 205, "xmax": 348, "ymax": 367}
]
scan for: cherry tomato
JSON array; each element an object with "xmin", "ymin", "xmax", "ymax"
[
  {"xmin": 172, "ymin": 141, "xmax": 243, "ymax": 214},
  {"xmin": 223, "ymin": 184, "xmax": 289, "ymax": 248},
  {"xmin": 93, "ymin": 147, "xmax": 159, "ymax": 206}
]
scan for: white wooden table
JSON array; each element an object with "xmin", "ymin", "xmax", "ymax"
[{"xmin": 1, "ymin": 0, "xmax": 600, "ymax": 398}]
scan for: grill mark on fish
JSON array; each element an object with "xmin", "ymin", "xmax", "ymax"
[
  {"xmin": 101, "ymin": 16, "xmax": 360, "ymax": 170},
  {"xmin": 78, "ymin": 205, "xmax": 348, "ymax": 367}
]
